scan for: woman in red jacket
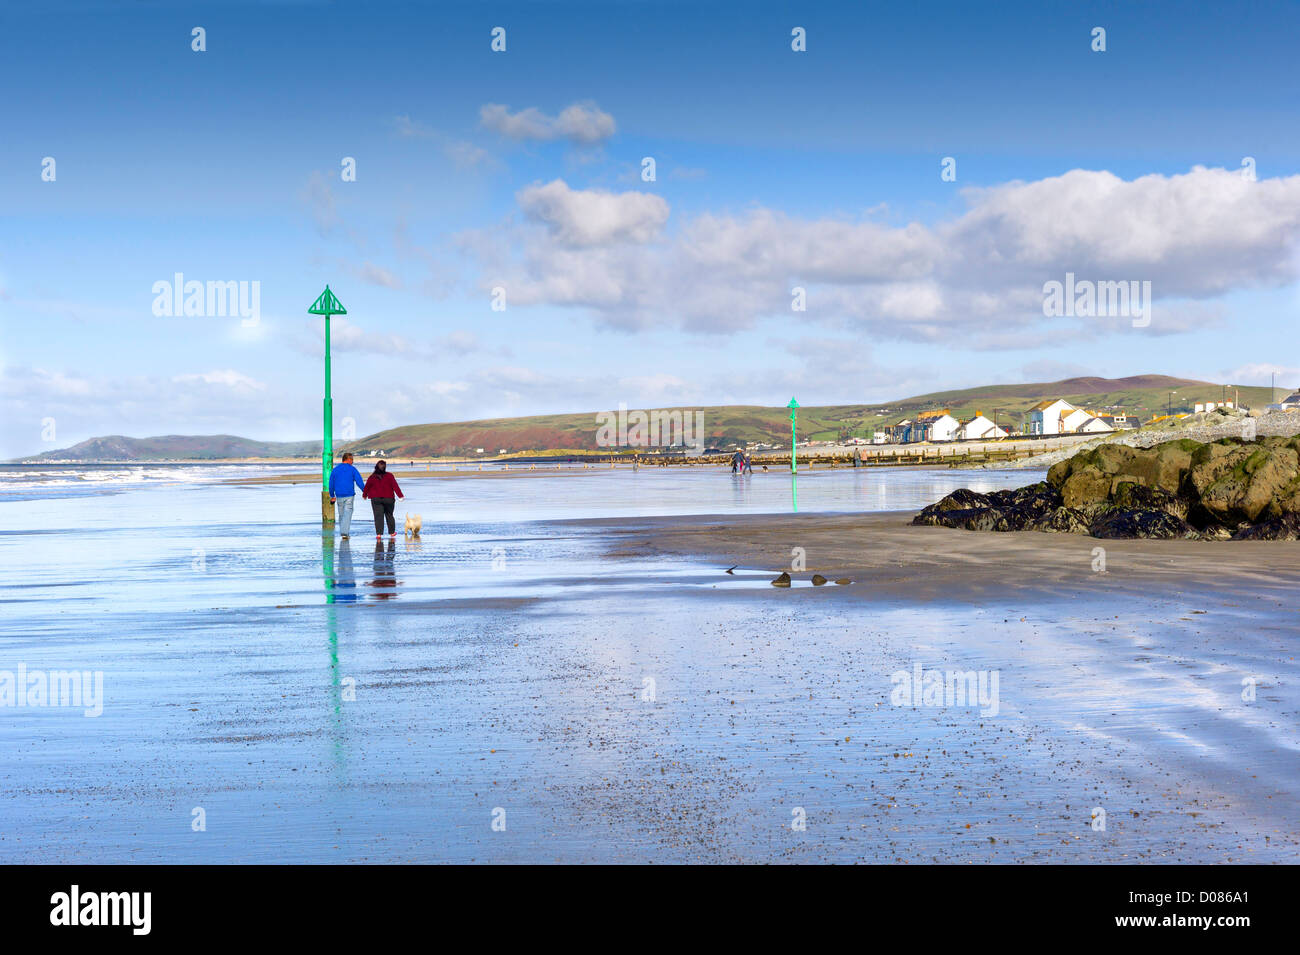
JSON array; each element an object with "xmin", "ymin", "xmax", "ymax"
[{"xmin": 362, "ymin": 459, "xmax": 404, "ymax": 538}]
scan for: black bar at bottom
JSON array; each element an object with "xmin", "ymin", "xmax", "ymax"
[{"xmin": 0, "ymin": 864, "xmax": 1277, "ymax": 941}]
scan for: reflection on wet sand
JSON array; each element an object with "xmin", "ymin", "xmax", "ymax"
[
  {"xmin": 321, "ymin": 536, "xmax": 354, "ymax": 773},
  {"xmin": 368, "ymin": 538, "xmax": 399, "ymax": 599},
  {"xmin": 324, "ymin": 537, "xmax": 358, "ymax": 604}
]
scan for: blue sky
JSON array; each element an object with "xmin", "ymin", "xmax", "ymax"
[{"xmin": 4, "ymin": 0, "xmax": 1300, "ymax": 456}]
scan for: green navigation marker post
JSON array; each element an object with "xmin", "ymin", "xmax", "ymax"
[
  {"xmin": 787, "ymin": 397, "xmax": 799, "ymax": 473},
  {"xmin": 787, "ymin": 397, "xmax": 799, "ymax": 513},
  {"xmin": 309, "ymin": 285, "xmax": 347, "ymax": 525}
]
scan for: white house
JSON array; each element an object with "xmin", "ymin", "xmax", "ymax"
[
  {"xmin": 1026, "ymin": 399, "xmax": 1079, "ymax": 435},
  {"xmin": 1076, "ymin": 416, "xmax": 1114, "ymax": 434},
  {"xmin": 957, "ymin": 413, "xmax": 1008, "ymax": 440},
  {"xmin": 1060, "ymin": 407, "xmax": 1095, "ymax": 433},
  {"xmin": 1274, "ymin": 391, "xmax": 1300, "ymax": 411},
  {"xmin": 927, "ymin": 414, "xmax": 961, "ymax": 442}
]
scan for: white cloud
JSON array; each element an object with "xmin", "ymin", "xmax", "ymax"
[
  {"xmin": 480, "ymin": 101, "xmax": 616, "ymax": 145},
  {"xmin": 172, "ymin": 369, "xmax": 266, "ymax": 392},
  {"xmin": 0, "ymin": 365, "xmax": 296, "ymax": 457},
  {"xmin": 302, "ymin": 316, "xmax": 419, "ymax": 358},
  {"xmin": 296, "ymin": 318, "xmax": 507, "ymax": 363},
  {"xmin": 517, "ymin": 179, "xmax": 668, "ymax": 247},
  {"xmin": 467, "ymin": 167, "xmax": 1300, "ymax": 341},
  {"xmin": 553, "ymin": 102, "xmax": 617, "ymax": 144},
  {"xmin": 3, "ymin": 367, "xmax": 94, "ymax": 398},
  {"xmin": 614, "ymin": 373, "xmax": 693, "ymax": 401},
  {"xmin": 1222, "ymin": 362, "xmax": 1300, "ymax": 386}
]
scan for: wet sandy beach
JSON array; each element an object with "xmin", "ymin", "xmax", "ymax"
[{"xmin": 1, "ymin": 467, "xmax": 1296, "ymax": 863}]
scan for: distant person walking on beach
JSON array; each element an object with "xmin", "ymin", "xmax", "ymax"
[
  {"xmin": 328, "ymin": 452, "xmax": 365, "ymax": 539},
  {"xmin": 362, "ymin": 459, "xmax": 404, "ymax": 539}
]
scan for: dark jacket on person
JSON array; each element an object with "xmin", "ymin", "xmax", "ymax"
[{"xmin": 363, "ymin": 471, "xmax": 403, "ymax": 500}]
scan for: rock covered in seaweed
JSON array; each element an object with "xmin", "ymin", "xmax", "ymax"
[{"xmin": 913, "ymin": 436, "xmax": 1300, "ymax": 540}]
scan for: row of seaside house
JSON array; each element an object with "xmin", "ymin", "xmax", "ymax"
[{"xmin": 880, "ymin": 399, "xmax": 1139, "ymax": 444}]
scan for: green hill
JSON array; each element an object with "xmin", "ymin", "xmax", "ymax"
[
  {"xmin": 22, "ymin": 434, "xmax": 322, "ymax": 462},
  {"xmin": 340, "ymin": 405, "xmax": 872, "ymax": 457},
  {"xmin": 343, "ymin": 375, "xmax": 1275, "ymax": 456},
  {"xmin": 20, "ymin": 375, "xmax": 1279, "ymax": 460}
]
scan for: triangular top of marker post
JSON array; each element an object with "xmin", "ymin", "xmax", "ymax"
[
  {"xmin": 308, "ymin": 285, "xmax": 347, "ymax": 316},
  {"xmin": 787, "ymin": 397, "xmax": 800, "ymax": 410}
]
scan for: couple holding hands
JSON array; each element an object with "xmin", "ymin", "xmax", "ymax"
[{"xmin": 328, "ymin": 453, "xmax": 405, "ymax": 539}]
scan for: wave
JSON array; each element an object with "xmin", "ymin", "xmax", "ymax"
[{"xmin": 0, "ymin": 464, "xmax": 304, "ymax": 492}]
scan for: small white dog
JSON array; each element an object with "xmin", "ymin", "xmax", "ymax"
[{"xmin": 404, "ymin": 513, "xmax": 422, "ymax": 538}]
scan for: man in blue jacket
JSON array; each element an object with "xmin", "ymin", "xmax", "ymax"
[{"xmin": 328, "ymin": 452, "xmax": 366, "ymax": 538}]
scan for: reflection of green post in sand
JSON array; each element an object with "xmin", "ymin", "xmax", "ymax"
[
  {"xmin": 787, "ymin": 397, "xmax": 799, "ymax": 512},
  {"xmin": 322, "ymin": 536, "xmax": 348, "ymax": 772},
  {"xmin": 309, "ymin": 285, "xmax": 348, "ymax": 525}
]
